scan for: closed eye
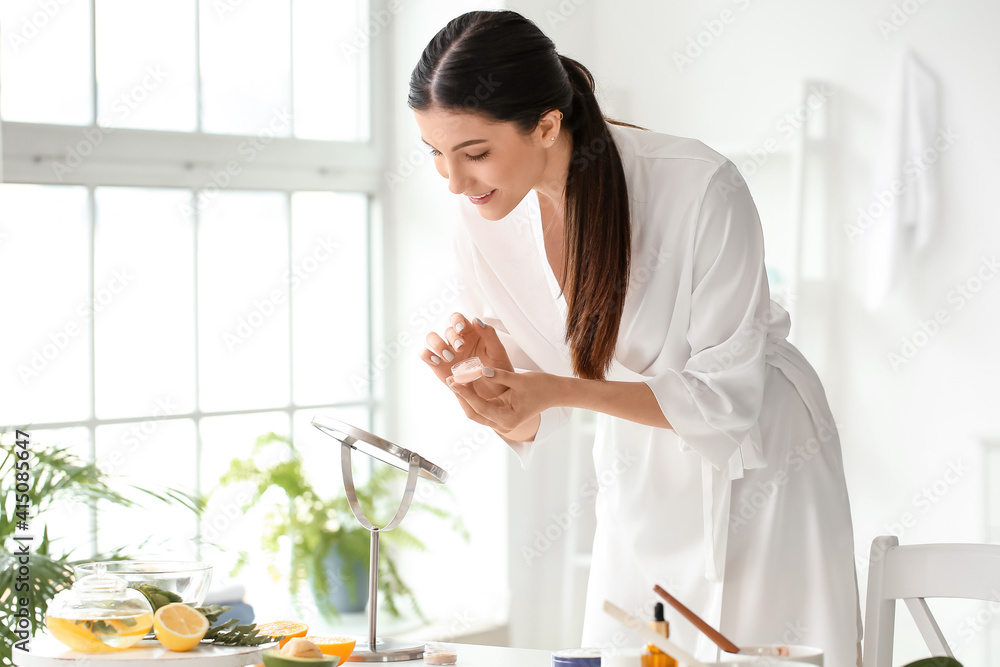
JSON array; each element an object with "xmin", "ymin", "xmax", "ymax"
[{"xmin": 467, "ymin": 150, "xmax": 490, "ymax": 162}]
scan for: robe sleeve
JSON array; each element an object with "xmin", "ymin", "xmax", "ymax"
[
  {"xmin": 452, "ymin": 224, "xmax": 573, "ymax": 469},
  {"xmin": 644, "ymin": 160, "xmax": 773, "ymax": 479}
]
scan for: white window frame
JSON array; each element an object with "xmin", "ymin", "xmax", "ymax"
[{"xmin": 0, "ymin": 0, "xmax": 395, "ymax": 556}]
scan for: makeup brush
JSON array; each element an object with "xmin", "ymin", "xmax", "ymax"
[{"xmin": 653, "ymin": 585, "xmax": 743, "ymax": 654}]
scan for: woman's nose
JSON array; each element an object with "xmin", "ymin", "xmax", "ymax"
[{"xmin": 441, "ymin": 162, "xmax": 472, "ymax": 195}]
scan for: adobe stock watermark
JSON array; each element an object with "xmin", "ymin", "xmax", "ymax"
[
  {"xmin": 340, "ymin": 0, "xmax": 402, "ymax": 62},
  {"xmin": 844, "ymin": 127, "xmax": 958, "ymax": 243},
  {"xmin": 95, "ymin": 398, "xmax": 182, "ymax": 477},
  {"xmin": 729, "ymin": 416, "xmax": 839, "ymax": 533},
  {"xmin": 350, "ymin": 278, "xmax": 465, "ymax": 394},
  {"xmin": 180, "ymin": 107, "xmax": 293, "ymax": 221},
  {"xmin": 521, "ymin": 447, "xmax": 640, "ymax": 564},
  {"xmin": 52, "ymin": 65, "xmax": 170, "ymax": 181},
  {"xmin": 211, "ymin": 0, "xmax": 262, "ymax": 20},
  {"xmin": 17, "ymin": 268, "xmax": 135, "ymax": 385},
  {"xmin": 887, "ymin": 254, "xmax": 998, "ymax": 371},
  {"xmin": 880, "ymin": 459, "xmax": 970, "ymax": 540},
  {"xmin": 4, "ymin": 0, "xmax": 72, "ymax": 55},
  {"xmin": 545, "ymin": 0, "xmax": 589, "ymax": 28},
  {"xmin": 706, "ymin": 297, "xmax": 798, "ymax": 376},
  {"xmin": 672, "ymin": 0, "xmax": 754, "ymax": 73},
  {"xmin": 717, "ymin": 84, "xmax": 834, "ymax": 200},
  {"xmin": 224, "ymin": 235, "xmax": 342, "ymax": 352},
  {"xmin": 877, "ymin": 0, "xmax": 932, "ymax": 40},
  {"xmin": 200, "ymin": 493, "xmax": 253, "ymax": 542},
  {"xmin": 855, "ymin": 459, "xmax": 971, "ymax": 577},
  {"xmin": 403, "ymin": 425, "xmax": 498, "ymax": 513},
  {"xmin": 949, "ymin": 589, "xmax": 1000, "ymax": 657}
]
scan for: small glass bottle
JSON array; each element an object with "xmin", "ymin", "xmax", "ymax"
[{"xmin": 641, "ymin": 603, "xmax": 677, "ymax": 667}]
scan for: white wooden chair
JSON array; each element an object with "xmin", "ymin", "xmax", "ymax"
[{"xmin": 863, "ymin": 534, "xmax": 1000, "ymax": 667}]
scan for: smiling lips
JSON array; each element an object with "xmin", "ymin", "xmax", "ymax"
[{"xmin": 467, "ymin": 189, "xmax": 496, "ymax": 205}]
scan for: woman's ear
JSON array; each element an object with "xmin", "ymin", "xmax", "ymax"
[{"xmin": 538, "ymin": 109, "xmax": 564, "ymax": 145}]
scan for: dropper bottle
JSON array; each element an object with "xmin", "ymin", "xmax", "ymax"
[{"xmin": 641, "ymin": 602, "xmax": 677, "ymax": 667}]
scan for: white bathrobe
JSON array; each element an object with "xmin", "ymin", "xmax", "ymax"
[{"xmin": 451, "ymin": 123, "xmax": 862, "ymax": 666}]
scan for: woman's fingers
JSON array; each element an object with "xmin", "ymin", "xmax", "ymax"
[
  {"xmin": 448, "ymin": 376, "xmax": 500, "ymax": 416},
  {"xmin": 446, "ymin": 313, "xmax": 474, "ymax": 351},
  {"xmin": 424, "ymin": 331, "xmax": 456, "ymax": 363},
  {"xmin": 444, "ymin": 325, "xmax": 467, "ymax": 352},
  {"xmin": 419, "ymin": 347, "xmax": 444, "ymax": 368},
  {"xmin": 473, "ymin": 317, "xmax": 511, "ymax": 365},
  {"xmin": 449, "ymin": 384, "xmax": 503, "ymax": 429}
]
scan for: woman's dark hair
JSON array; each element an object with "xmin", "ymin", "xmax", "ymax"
[{"xmin": 408, "ymin": 10, "xmax": 639, "ymax": 381}]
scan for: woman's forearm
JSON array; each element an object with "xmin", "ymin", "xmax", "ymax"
[{"xmin": 555, "ymin": 375, "xmax": 673, "ymax": 429}]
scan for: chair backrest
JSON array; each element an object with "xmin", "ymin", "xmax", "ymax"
[{"xmin": 863, "ymin": 535, "xmax": 1000, "ymax": 667}]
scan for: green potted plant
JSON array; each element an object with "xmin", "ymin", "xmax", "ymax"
[
  {"xmin": 0, "ymin": 433, "xmax": 203, "ymax": 667},
  {"xmin": 217, "ymin": 432, "xmax": 466, "ymax": 622}
]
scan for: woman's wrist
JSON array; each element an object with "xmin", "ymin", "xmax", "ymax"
[
  {"xmin": 495, "ymin": 414, "xmax": 541, "ymax": 444},
  {"xmin": 492, "ymin": 371, "xmax": 565, "ymax": 443}
]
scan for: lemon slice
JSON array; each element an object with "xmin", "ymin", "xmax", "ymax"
[{"xmin": 153, "ymin": 603, "xmax": 209, "ymax": 652}]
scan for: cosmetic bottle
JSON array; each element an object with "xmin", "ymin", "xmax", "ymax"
[{"xmin": 641, "ymin": 603, "xmax": 677, "ymax": 667}]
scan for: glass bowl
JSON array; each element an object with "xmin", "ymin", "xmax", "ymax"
[{"xmin": 73, "ymin": 561, "xmax": 213, "ymax": 607}]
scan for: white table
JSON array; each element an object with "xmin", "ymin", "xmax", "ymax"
[{"xmin": 13, "ymin": 636, "xmax": 554, "ymax": 667}]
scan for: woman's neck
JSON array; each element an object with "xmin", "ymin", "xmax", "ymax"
[{"xmin": 533, "ymin": 130, "xmax": 572, "ymax": 226}]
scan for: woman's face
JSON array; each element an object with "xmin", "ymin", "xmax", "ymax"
[{"xmin": 413, "ymin": 108, "xmax": 555, "ymax": 221}]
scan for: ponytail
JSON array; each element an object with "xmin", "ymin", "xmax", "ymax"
[{"xmin": 558, "ymin": 55, "xmax": 632, "ymax": 380}]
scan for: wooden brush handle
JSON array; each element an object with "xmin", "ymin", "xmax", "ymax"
[{"xmin": 654, "ymin": 584, "xmax": 741, "ymax": 654}]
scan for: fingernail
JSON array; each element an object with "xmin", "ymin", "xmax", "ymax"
[
  {"xmin": 455, "ymin": 322, "xmax": 465, "ymax": 333},
  {"xmin": 453, "ymin": 338, "xmax": 465, "ymax": 350},
  {"xmin": 442, "ymin": 349, "xmax": 455, "ymax": 362},
  {"xmin": 446, "ymin": 377, "xmax": 458, "ymax": 392},
  {"xmin": 430, "ymin": 355, "xmax": 441, "ymax": 365},
  {"xmin": 483, "ymin": 367, "xmax": 495, "ymax": 377},
  {"xmin": 475, "ymin": 317, "xmax": 486, "ymax": 328}
]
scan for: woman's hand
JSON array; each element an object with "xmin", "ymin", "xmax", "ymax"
[
  {"xmin": 420, "ymin": 313, "xmax": 514, "ymax": 401},
  {"xmin": 446, "ymin": 368, "xmax": 558, "ymax": 434}
]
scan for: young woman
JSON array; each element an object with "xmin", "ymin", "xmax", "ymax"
[{"xmin": 410, "ymin": 10, "xmax": 861, "ymax": 665}]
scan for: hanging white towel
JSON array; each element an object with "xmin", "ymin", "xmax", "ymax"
[{"xmin": 865, "ymin": 50, "xmax": 940, "ymax": 310}]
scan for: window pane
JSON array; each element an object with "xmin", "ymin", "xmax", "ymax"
[
  {"xmin": 95, "ymin": 418, "xmax": 198, "ymax": 558},
  {"xmin": 1, "ymin": 0, "xmax": 92, "ymax": 124},
  {"xmin": 199, "ymin": 412, "xmax": 289, "ymax": 578},
  {"xmin": 94, "ymin": 188, "xmax": 196, "ymax": 420},
  {"xmin": 95, "ymin": 0, "xmax": 197, "ymax": 131},
  {"xmin": 291, "ymin": 192, "xmax": 369, "ymax": 405},
  {"xmin": 0, "ymin": 185, "xmax": 91, "ymax": 425},
  {"xmin": 198, "ymin": 192, "xmax": 290, "ymax": 412},
  {"xmin": 292, "ymin": 0, "xmax": 368, "ymax": 141},
  {"xmin": 199, "ymin": 0, "xmax": 291, "ymax": 135}
]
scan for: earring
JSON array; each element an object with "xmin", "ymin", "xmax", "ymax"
[{"xmin": 551, "ymin": 136, "xmax": 556, "ymax": 141}]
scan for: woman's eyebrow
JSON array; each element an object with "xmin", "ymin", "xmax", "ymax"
[{"xmin": 421, "ymin": 137, "xmax": 488, "ymax": 151}]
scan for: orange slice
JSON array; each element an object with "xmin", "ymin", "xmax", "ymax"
[
  {"xmin": 255, "ymin": 621, "xmax": 309, "ymax": 648},
  {"xmin": 153, "ymin": 604, "xmax": 209, "ymax": 652},
  {"xmin": 301, "ymin": 637, "xmax": 356, "ymax": 665}
]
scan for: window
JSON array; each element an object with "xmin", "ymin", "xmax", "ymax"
[{"xmin": 0, "ymin": 0, "xmax": 384, "ymax": 573}]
